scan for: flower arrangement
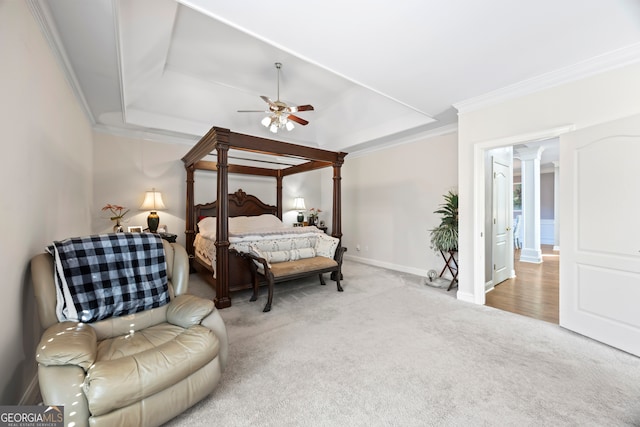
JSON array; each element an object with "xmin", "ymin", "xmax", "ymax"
[
  {"xmin": 308, "ymin": 208, "xmax": 322, "ymax": 225},
  {"xmin": 102, "ymin": 204, "xmax": 129, "ymax": 224}
]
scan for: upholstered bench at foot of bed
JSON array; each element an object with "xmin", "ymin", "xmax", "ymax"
[{"xmin": 231, "ymin": 247, "xmax": 346, "ymax": 312}]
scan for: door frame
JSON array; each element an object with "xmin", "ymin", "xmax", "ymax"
[{"xmin": 471, "ymin": 125, "xmax": 575, "ymax": 305}]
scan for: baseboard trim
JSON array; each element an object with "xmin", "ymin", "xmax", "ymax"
[
  {"xmin": 456, "ymin": 291, "xmax": 477, "ymax": 304},
  {"xmin": 344, "ymin": 254, "xmax": 429, "ymax": 278},
  {"xmin": 19, "ymin": 373, "xmax": 40, "ymax": 406},
  {"xmin": 484, "ymin": 280, "xmax": 494, "ymax": 293}
]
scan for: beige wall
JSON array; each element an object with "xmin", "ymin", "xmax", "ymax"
[
  {"xmin": 93, "ymin": 132, "xmax": 324, "ymax": 246},
  {"xmin": 335, "ymin": 132, "xmax": 458, "ymax": 276},
  {"xmin": 457, "ymin": 62, "xmax": 640, "ymax": 303},
  {"xmin": 92, "ymin": 132, "xmax": 190, "ymax": 241},
  {"xmin": 0, "ymin": 1, "xmax": 93, "ymax": 404}
]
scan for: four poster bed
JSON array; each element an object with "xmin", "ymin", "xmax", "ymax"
[{"xmin": 181, "ymin": 127, "xmax": 347, "ymax": 309}]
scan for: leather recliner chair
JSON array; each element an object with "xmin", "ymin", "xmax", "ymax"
[{"xmin": 31, "ymin": 240, "xmax": 228, "ymax": 427}]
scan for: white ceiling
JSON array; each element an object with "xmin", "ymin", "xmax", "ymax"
[{"xmin": 35, "ymin": 0, "xmax": 640, "ymax": 153}]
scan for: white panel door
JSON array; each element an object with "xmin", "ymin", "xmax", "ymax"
[
  {"xmin": 560, "ymin": 115, "xmax": 640, "ymax": 356},
  {"xmin": 492, "ymin": 160, "xmax": 511, "ymax": 285}
]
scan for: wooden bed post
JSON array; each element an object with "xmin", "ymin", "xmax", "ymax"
[
  {"xmin": 331, "ymin": 156, "xmax": 345, "ymax": 240},
  {"xmin": 276, "ymin": 172, "xmax": 283, "ymax": 220},
  {"xmin": 185, "ymin": 165, "xmax": 196, "ymax": 261},
  {"xmin": 215, "ymin": 130, "xmax": 232, "ymax": 309}
]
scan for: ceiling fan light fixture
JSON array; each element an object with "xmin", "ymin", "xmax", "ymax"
[{"xmin": 239, "ymin": 62, "xmax": 313, "ymax": 133}]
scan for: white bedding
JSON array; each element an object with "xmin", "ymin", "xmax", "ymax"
[{"xmin": 194, "ymin": 214, "xmax": 324, "ymax": 276}]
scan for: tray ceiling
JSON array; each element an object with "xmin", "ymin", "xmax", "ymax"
[{"xmin": 34, "ymin": 0, "xmax": 640, "ymax": 152}]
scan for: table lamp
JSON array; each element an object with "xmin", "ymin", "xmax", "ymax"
[
  {"xmin": 140, "ymin": 188, "xmax": 166, "ymax": 233},
  {"xmin": 293, "ymin": 197, "xmax": 305, "ymax": 223}
]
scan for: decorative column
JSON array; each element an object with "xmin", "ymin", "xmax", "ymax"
[
  {"xmin": 515, "ymin": 146, "xmax": 544, "ymax": 263},
  {"xmin": 553, "ymin": 161, "xmax": 560, "ymax": 251}
]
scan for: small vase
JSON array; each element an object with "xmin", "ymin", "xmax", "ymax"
[{"xmin": 113, "ymin": 220, "xmax": 124, "ymax": 233}]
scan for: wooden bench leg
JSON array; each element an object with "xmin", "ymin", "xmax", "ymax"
[
  {"xmin": 319, "ymin": 273, "xmax": 326, "ymax": 286},
  {"xmin": 335, "ymin": 268, "xmax": 344, "ymax": 292},
  {"xmin": 263, "ymin": 274, "xmax": 274, "ymax": 312},
  {"xmin": 250, "ymin": 271, "xmax": 260, "ymax": 302}
]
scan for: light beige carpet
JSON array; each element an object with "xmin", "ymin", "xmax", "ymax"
[{"xmin": 164, "ymin": 260, "xmax": 640, "ymax": 426}]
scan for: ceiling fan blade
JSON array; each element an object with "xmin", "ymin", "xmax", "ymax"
[
  {"xmin": 260, "ymin": 96, "xmax": 276, "ymax": 107},
  {"xmin": 237, "ymin": 110, "xmax": 268, "ymax": 113},
  {"xmin": 293, "ymin": 104, "xmax": 314, "ymax": 112},
  {"xmin": 286, "ymin": 104, "xmax": 314, "ymax": 113},
  {"xmin": 287, "ymin": 114, "xmax": 309, "ymax": 126}
]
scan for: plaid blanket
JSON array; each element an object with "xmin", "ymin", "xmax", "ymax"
[{"xmin": 48, "ymin": 233, "xmax": 169, "ymax": 323}]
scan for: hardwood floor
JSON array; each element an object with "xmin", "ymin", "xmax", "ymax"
[{"xmin": 485, "ymin": 244, "xmax": 559, "ymax": 324}]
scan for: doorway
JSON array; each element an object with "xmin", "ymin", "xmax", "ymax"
[{"xmin": 485, "ymin": 139, "xmax": 560, "ymax": 323}]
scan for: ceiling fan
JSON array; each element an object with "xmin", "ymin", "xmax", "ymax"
[{"xmin": 238, "ymin": 62, "xmax": 314, "ymax": 133}]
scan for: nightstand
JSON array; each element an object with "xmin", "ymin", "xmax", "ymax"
[{"xmin": 158, "ymin": 232, "xmax": 177, "ymax": 243}]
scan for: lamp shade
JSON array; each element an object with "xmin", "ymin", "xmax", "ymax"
[
  {"xmin": 293, "ymin": 197, "xmax": 306, "ymax": 211},
  {"xmin": 140, "ymin": 190, "xmax": 166, "ymax": 211}
]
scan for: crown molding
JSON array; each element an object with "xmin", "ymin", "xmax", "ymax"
[
  {"xmin": 27, "ymin": 0, "xmax": 96, "ymax": 125},
  {"xmin": 92, "ymin": 123, "xmax": 200, "ymax": 146},
  {"xmin": 348, "ymin": 123, "xmax": 458, "ymax": 158},
  {"xmin": 453, "ymin": 42, "xmax": 640, "ymax": 114}
]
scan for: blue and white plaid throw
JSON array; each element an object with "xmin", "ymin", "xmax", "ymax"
[{"xmin": 48, "ymin": 233, "xmax": 169, "ymax": 323}]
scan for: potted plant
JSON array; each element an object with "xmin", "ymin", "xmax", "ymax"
[{"xmin": 429, "ymin": 190, "xmax": 458, "ymax": 253}]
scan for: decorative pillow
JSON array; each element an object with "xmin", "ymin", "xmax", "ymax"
[
  {"xmin": 252, "ymin": 239, "xmax": 294, "ymax": 253},
  {"xmin": 248, "ymin": 243, "xmax": 271, "ymax": 268},
  {"xmin": 265, "ymin": 250, "xmax": 291, "ymax": 263},
  {"xmin": 290, "ymin": 247, "xmax": 316, "ymax": 261},
  {"xmin": 291, "ymin": 236, "xmax": 315, "ymax": 250},
  {"xmin": 315, "ymin": 234, "xmax": 339, "ymax": 258}
]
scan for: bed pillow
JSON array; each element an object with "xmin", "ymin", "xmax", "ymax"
[
  {"xmin": 252, "ymin": 214, "xmax": 283, "ymax": 229},
  {"xmin": 229, "ymin": 216, "xmax": 250, "ymax": 233},
  {"xmin": 197, "ymin": 216, "xmax": 217, "ymax": 234},
  {"xmin": 230, "ymin": 214, "xmax": 283, "ymax": 233}
]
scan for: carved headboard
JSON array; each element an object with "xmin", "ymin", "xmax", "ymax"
[{"xmin": 193, "ymin": 189, "xmax": 278, "ymax": 232}]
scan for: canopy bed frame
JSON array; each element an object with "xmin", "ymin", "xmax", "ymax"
[{"xmin": 181, "ymin": 126, "xmax": 347, "ymax": 309}]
